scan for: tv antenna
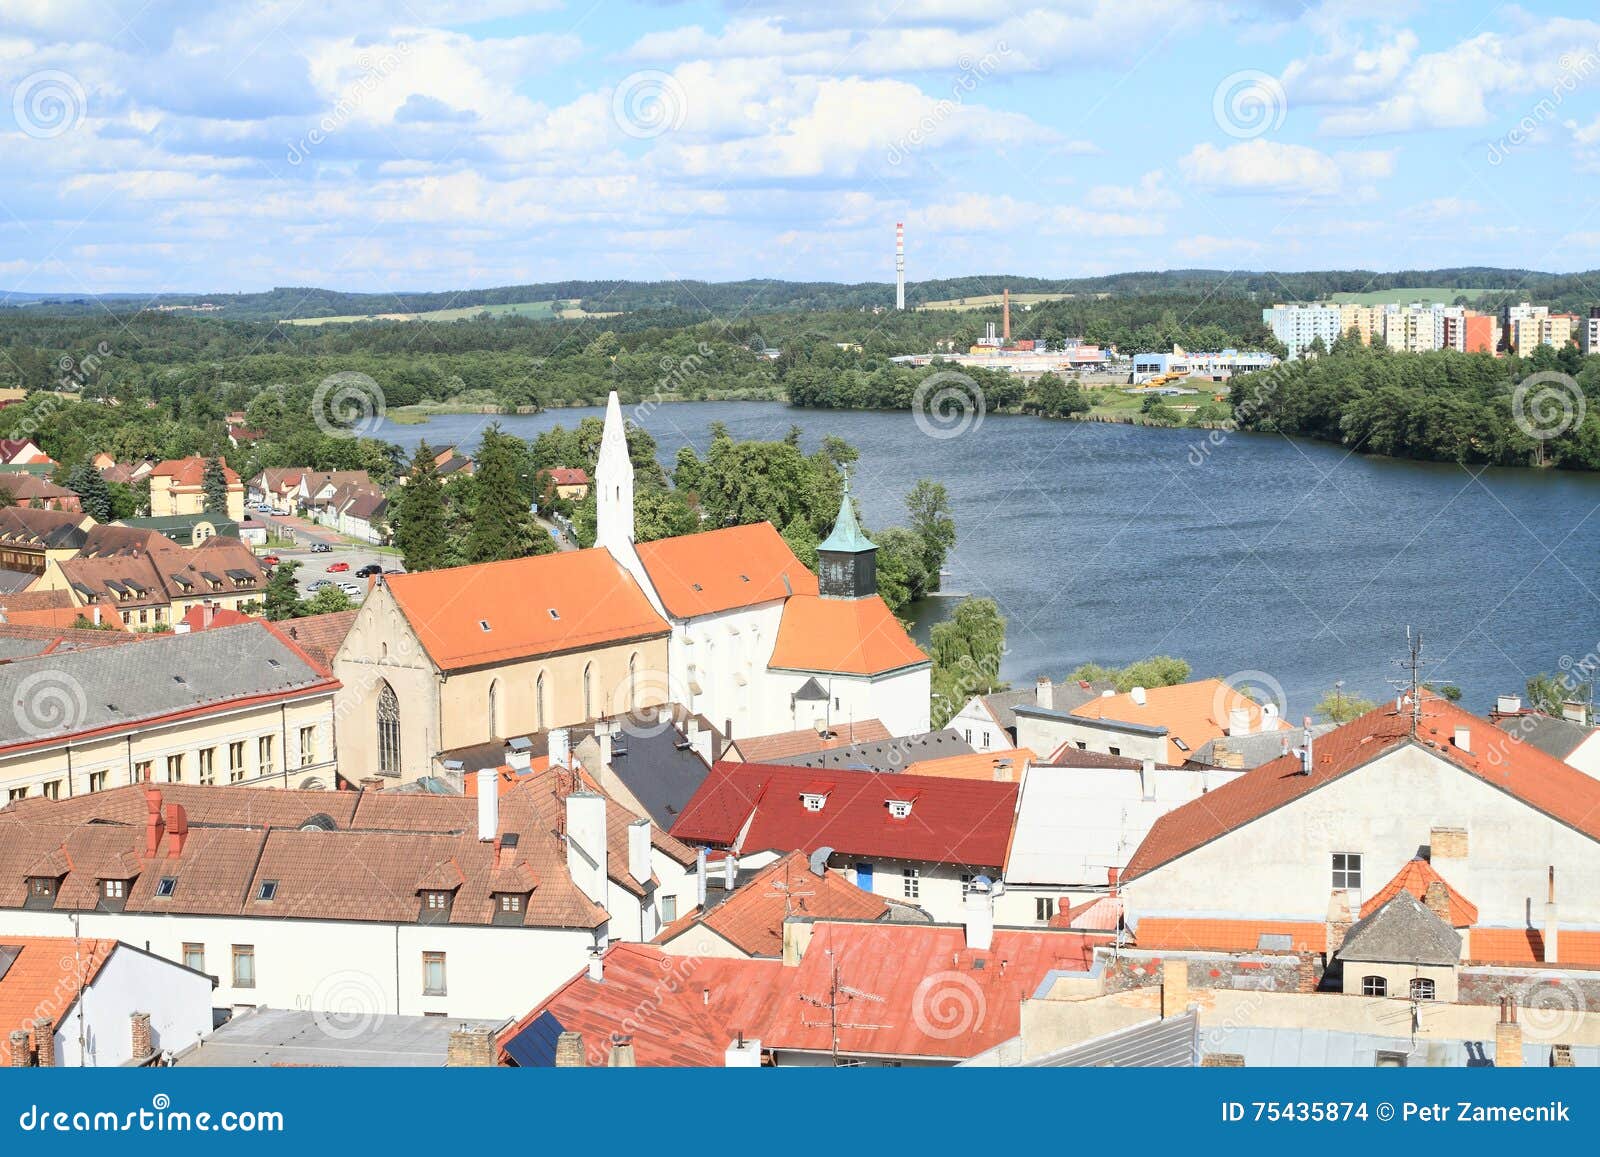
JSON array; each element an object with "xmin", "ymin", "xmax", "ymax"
[
  {"xmin": 765, "ymin": 858, "xmax": 816, "ymax": 918},
  {"xmin": 798, "ymin": 948, "xmax": 889, "ymax": 1065},
  {"xmin": 1387, "ymin": 626, "xmax": 1437, "ymax": 736}
]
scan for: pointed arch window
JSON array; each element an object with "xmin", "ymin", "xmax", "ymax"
[
  {"xmin": 488, "ymin": 679, "xmax": 501, "ymax": 739},
  {"xmin": 583, "ymin": 662, "xmax": 594, "ymax": 719},
  {"xmin": 628, "ymin": 652, "xmax": 639, "ymax": 713},
  {"xmin": 535, "ymin": 671, "xmax": 546, "ymax": 731},
  {"xmin": 377, "ymin": 681, "xmax": 402, "ymax": 774}
]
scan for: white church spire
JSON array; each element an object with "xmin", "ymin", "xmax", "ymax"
[{"xmin": 596, "ymin": 390, "xmax": 635, "ymax": 553}]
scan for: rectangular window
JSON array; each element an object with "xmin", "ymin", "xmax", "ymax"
[
  {"xmin": 1332, "ymin": 852, "xmax": 1362, "ymax": 890},
  {"xmin": 229, "ymin": 741, "xmax": 245, "ymax": 783},
  {"xmin": 1036, "ymin": 897, "xmax": 1055, "ymax": 922},
  {"xmin": 424, "ymin": 891, "xmax": 448, "ymax": 910},
  {"xmin": 134, "ymin": 760, "xmax": 152, "ymax": 784},
  {"xmin": 1361, "ymin": 974, "xmax": 1387, "ymax": 997},
  {"xmin": 299, "ymin": 726, "xmax": 317, "ymax": 766},
  {"xmin": 232, "ymin": 945, "xmax": 255, "ymax": 988},
  {"xmin": 183, "ymin": 943, "xmax": 205, "ymax": 973},
  {"xmin": 10, "ymin": 786, "xmax": 28, "ymax": 802},
  {"xmin": 963, "ymin": 729, "xmax": 972, "ymax": 743},
  {"xmin": 166, "ymin": 754, "xmax": 184, "ymax": 783},
  {"xmin": 960, "ymin": 873, "xmax": 976, "ymax": 894},
  {"xmin": 88, "ymin": 769, "xmax": 108, "ymax": 793},
  {"xmin": 902, "ymin": 867, "xmax": 920, "ymax": 899},
  {"xmin": 102, "ymin": 879, "xmax": 124, "ymax": 898},
  {"xmin": 423, "ymin": 951, "xmax": 447, "ymax": 996},
  {"xmin": 258, "ymin": 735, "xmax": 275, "ymax": 776},
  {"xmin": 1107, "ymin": 746, "xmax": 1121, "ymax": 757},
  {"xmin": 498, "ymin": 894, "xmax": 521, "ymax": 914},
  {"xmin": 198, "ymin": 747, "xmax": 216, "ymax": 785},
  {"xmin": 42, "ymin": 779, "xmax": 61, "ymax": 800}
]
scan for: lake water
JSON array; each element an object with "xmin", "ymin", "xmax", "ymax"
[{"xmin": 373, "ymin": 401, "xmax": 1600, "ymax": 719}]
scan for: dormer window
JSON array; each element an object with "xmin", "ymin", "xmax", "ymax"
[
  {"xmin": 102, "ymin": 879, "xmax": 125, "ymax": 899},
  {"xmin": 800, "ymin": 784, "xmax": 831, "ymax": 812},
  {"xmin": 25, "ymin": 877, "xmax": 56, "ymax": 908},
  {"xmin": 492, "ymin": 892, "xmax": 528, "ymax": 925},
  {"xmin": 886, "ymin": 799, "xmax": 914, "ymax": 819},
  {"xmin": 423, "ymin": 890, "xmax": 451, "ymax": 911}
]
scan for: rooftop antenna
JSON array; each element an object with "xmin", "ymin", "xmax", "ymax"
[
  {"xmin": 1387, "ymin": 626, "xmax": 1437, "ymax": 737},
  {"xmin": 798, "ymin": 948, "xmax": 889, "ymax": 1065},
  {"xmin": 765, "ymin": 857, "xmax": 817, "ymax": 918}
]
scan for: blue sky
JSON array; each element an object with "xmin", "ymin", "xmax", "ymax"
[{"xmin": 4, "ymin": 0, "xmax": 1600, "ymax": 293}]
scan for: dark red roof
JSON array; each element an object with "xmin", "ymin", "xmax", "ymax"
[
  {"xmin": 1124, "ymin": 693, "xmax": 1600, "ymax": 881},
  {"xmin": 670, "ymin": 761, "xmax": 1019, "ymax": 869}
]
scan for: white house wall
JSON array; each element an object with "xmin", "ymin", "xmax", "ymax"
[{"xmin": 52, "ymin": 946, "xmax": 214, "ymax": 1067}]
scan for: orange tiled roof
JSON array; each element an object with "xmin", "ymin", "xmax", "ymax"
[
  {"xmin": 1133, "ymin": 917, "xmax": 1327, "ymax": 954},
  {"xmin": 1069, "ymin": 678, "xmax": 1289, "ymax": 765},
  {"xmin": 383, "ymin": 548, "xmax": 670, "ymax": 671},
  {"xmin": 635, "ymin": 522, "xmax": 817, "ymax": 619},
  {"xmin": 903, "ymin": 748, "xmax": 1035, "ymax": 781},
  {"xmin": 1469, "ymin": 928, "xmax": 1600, "ymax": 969},
  {"xmin": 1361, "ymin": 858, "xmax": 1478, "ymax": 927},
  {"xmin": 679, "ymin": 850, "xmax": 890, "ymax": 957},
  {"xmin": 769, "ymin": 593, "xmax": 928, "ymax": 677},
  {"xmin": 733, "ymin": 719, "xmax": 891, "ymax": 763},
  {"xmin": 150, "ymin": 457, "xmax": 240, "ymax": 486},
  {"xmin": 0, "ymin": 937, "xmax": 117, "ymax": 1064},
  {"xmin": 1125, "ymin": 694, "xmax": 1600, "ymax": 882}
]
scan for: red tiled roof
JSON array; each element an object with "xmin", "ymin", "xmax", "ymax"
[
  {"xmin": 383, "ymin": 548, "xmax": 669, "ymax": 671},
  {"xmin": 733, "ymin": 720, "xmax": 892, "ymax": 763},
  {"xmin": 665, "ymin": 851, "xmax": 890, "ymax": 957},
  {"xmin": 1052, "ymin": 893, "xmax": 1124, "ymax": 931},
  {"xmin": 636, "ymin": 522, "xmax": 817, "ymax": 619},
  {"xmin": 0, "ymin": 937, "xmax": 117, "ymax": 1064},
  {"xmin": 670, "ymin": 761, "xmax": 1018, "ymax": 868},
  {"xmin": 769, "ymin": 593, "xmax": 928, "ymax": 676},
  {"xmin": 1132, "ymin": 917, "xmax": 1327, "ymax": 954},
  {"xmin": 150, "ymin": 457, "xmax": 240, "ymax": 486},
  {"xmin": 1361, "ymin": 858, "xmax": 1479, "ymax": 927},
  {"xmin": 278, "ymin": 609, "xmax": 358, "ymax": 671},
  {"xmin": 547, "ymin": 468, "xmax": 588, "ymax": 486},
  {"xmin": 1124, "ymin": 695, "xmax": 1600, "ymax": 881}
]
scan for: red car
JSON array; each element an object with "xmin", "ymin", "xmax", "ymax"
[
  {"xmin": 327, "ymin": 561, "xmax": 351, "ymax": 573},
  {"xmin": 261, "ymin": 554, "xmax": 281, "ymax": 566}
]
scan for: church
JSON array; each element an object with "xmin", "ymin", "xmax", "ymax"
[{"xmin": 332, "ymin": 392, "xmax": 930, "ymax": 784}]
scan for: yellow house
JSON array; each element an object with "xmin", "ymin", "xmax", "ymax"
[
  {"xmin": 147, "ymin": 456, "xmax": 246, "ymax": 522},
  {"xmin": 332, "ymin": 548, "xmax": 672, "ymax": 783},
  {"xmin": 0, "ymin": 621, "xmax": 339, "ymax": 802}
]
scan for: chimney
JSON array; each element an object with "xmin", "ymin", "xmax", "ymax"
[
  {"xmin": 1299, "ymin": 717, "xmax": 1314, "ymax": 776},
  {"xmin": 476, "ymin": 768, "xmax": 498, "ymax": 842},
  {"xmin": 689, "ymin": 723, "xmax": 714, "ymax": 765},
  {"xmin": 201, "ymin": 602, "xmax": 215, "ymax": 629},
  {"xmin": 963, "ymin": 878, "xmax": 994, "ymax": 950},
  {"xmin": 1496, "ymin": 693, "xmax": 1522, "ymax": 715},
  {"xmin": 721, "ymin": 853, "xmax": 737, "ymax": 891},
  {"xmin": 505, "ymin": 735, "xmax": 533, "ymax": 772},
  {"xmin": 1495, "ymin": 998, "xmax": 1523, "ymax": 1067},
  {"xmin": 1035, "ymin": 676, "xmax": 1053, "ymax": 710},
  {"xmin": 91, "ymin": 604, "xmax": 101, "ymax": 627},
  {"xmin": 587, "ymin": 948, "xmax": 604, "ymax": 983},
  {"xmin": 710, "ymin": 721, "xmax": 724, "ymax": 764},
  {"xmin": 1140, "ymin": 758, "xmax": 1156, "ymax": 801},
  {"xmin": 1561, "ymin": 701, "xmax": 1588, "ymax": 726},
  {"xmin": 130, "ymin": 1012, "xmax": 151, "ymax": 1063},
  {"xmin": 565, "ymin": 792, "xmax": 607, "ymax": 903},
  {"xmin": 1452, "ymin": 726, "xmax": 1471, "ymax": 752},
  {"xmin": 1422, "ymin": 880, "xmax": 1452, "ymax": 924},
  {"xmin": 1227, "ymin": 705, "xmax": 1249, "ymax": 736},
  {"xmin": 1107, "ymin": 866, "xmax": 1121, "ymax": 895},
  {"xmin": 1160, "ymin": 959, "xmax": 1189, "ymax": 1018},
  {"xmin": 547, "ymin": 727, "xmax": 571, "ymax": 770},
  {"xmin": 164, "ymin": 803, "xmax": 189, "ymax": 858},
  {"xmin": 446, "ymin": 1025, "xmax": 497, "ymax": 1067},
  {"xmin": 144, "ymin": 787, "xmax": 165, "ymax": 859},
  {"xmin": 31, "ymin": 1018, "xmax": 53, "ymax": 1067},
  {"xmin": 781, "ymin": 917, "xmax": 810, "ymax": 966},
  {"xmin": 359, "ymin": 776, "xmax": 384, "ymax": 792},
  {"xmin": 1130, "ymin": 685, "xmax": 1147, "ymax": 707},
  {"xmin": 696, "ymin": 846, "xmax": 708, "ymax": 908},
  {"xmin": 725, "ymin": 1032, "xmax": 762, "ymax": 1068},
  {"xmin": 1002, "ymin": 287, "xmax": 1011, "ymax": 343},
  {"xmin": 1545, "ymin": 866, "xmax": 1559, "ymax": 964},
  {"xmin": 607, "ymin": 1034, "xmax": 636, "ymax": 1067},
  {"xmin": 8, "ymin": 1029, "xmax": 30, "ymax": 1067},
  {"xmin": 554, "ymin": 1031, "xmax": 587, "ymax": 1067},
  {"xmin": 597, "ymin": 723, "xmax": 613, "ymax": 769},
  {"xmin": 627, "ymin": 818, "xmax": 652, "ymax": 885}
]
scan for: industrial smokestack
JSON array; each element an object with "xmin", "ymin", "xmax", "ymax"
[
  {"xmin": 1003, "ymin": 287, "xmax": 1011, "ymax": 344},
  {"xmin": 895, "ymin": 222, "xmax": 905, "ymax": 311}
]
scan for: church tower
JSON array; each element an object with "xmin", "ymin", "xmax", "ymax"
[
  {"xmin": 816, "ymin": 477, "xmax": 877, "ymax": 599},
  {"xmin": 595, "ymin": 390, "xmax": 635, "ymax": 553}
]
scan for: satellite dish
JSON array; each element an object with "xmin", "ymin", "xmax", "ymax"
[{"xmin": 808, "ymin": 846, "xmax": 834, "ymax": 877}]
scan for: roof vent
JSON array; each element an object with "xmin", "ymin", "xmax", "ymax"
[
  {"xmin": 548, "ymin": 608, "xmax": 560, "ymax": 620},
  {"xmin": 479, "ymin": 620, "xmax": 491, "ymax": 632}
]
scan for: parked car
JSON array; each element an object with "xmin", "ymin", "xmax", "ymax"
[
  {"xmin": 310, "ymin": 542, "xmax": 333, "ymax": 553},
  {"xmin": 306, "ymin": 579, "xmax": 332, "ymax": 592},
  {"xmin": 327, "ymin": 561, "xmax": 350, "ymax": 573},
  {"xmin": 261, "ymin": 554, "xmax": 281, "ymax": 566},
  {"xmin": 337, "ymin": 582, "xmax": 362, "ymax": 598},
  {"xmin": 355, "ymin": 563, "xmax": 382, "ymax": 578}
]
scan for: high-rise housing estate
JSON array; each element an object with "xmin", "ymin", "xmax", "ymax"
[
  {"xmin": 1504, "ymin": 303, "xmax": 1576, "ymax": 357},
  {"xmin": 1262, "ymin": 303, "xmax": 1342, "ymax": 359},
  {"xmin": 1337, "ymin": 303, "xmax": 1386, "ymax": 346},
  {"xmin": 1581, "ymin": 307, "xmax": 1600, "ymax": 355}
]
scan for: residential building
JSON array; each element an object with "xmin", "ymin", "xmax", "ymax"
[
  {"xmin": 0, "ymin": 765, "xmax": 700, "ymax": 1019},
  {"xmin": 1014, "ymin": 677, "xmax": 1289, "ymax": 766},
  {"xmin": 1504, "ymin": 303, "xmax": 1576, "ymax": 356},
  {"xmin": 544, "ymin": 467, "xmax": 589, "ymax": 500},
  {"xmin": 0, "ymin": 473, "xmax": 81, "ymax": 511},
  {"xmin": 148, "ymin": 457, "xmax": 245, "ymax": 522},
  {"xmin": 0, "ymin": 937, "xmax": 214, "ymax": 1066},
  {"xmin": 1491, "ymin": 693, "xmax": 1600, "ymax": 779},
  {"xmin": 1463, "ymin": 311, "xmax": 1498, "ymax": 355},
  {"xmin": 398, "ymin": 446, "xmax": 474, "ymax": 485},
  {"xmin": 1262, "ymin": 303, "xmax": 1342, "ymax": 359},
  {"xmin": 1580, "ymin": 307, "xmax": 1600, "ymax": 355},
  {"xmin": 0, "ymin": 620, "xmax": 339, "ymax": 800},
  {"xmin": 331, "ymin": 547, "xmax": 672, "ymax": 782},
  {"xmin": 1337, "ymin": 303, "xmax": 1387, "ymax": 346},
  {"xmin": 33, "ymin": 528, "xmax": 269, "ymax": 626},
  {"xmin": 0, "ymin": 507, "xmax": 93, "ymax": 576},
  {"xmin": 116, "ymin": 513, "xmax": 239, "ymax": 546},
  {"xmin": 670, "ymin": 761, "xmax": 1017, "ymax": 922},
  {"xmin": 951, "ymin": 675, "xmax": 1110, "ymax": 752},
  {"xmin": 0, "ymin": 439, "xmax": 56, "ymax": 468},
  {"xmin": 246, "ymin": 467, "xmax": 307, "ymax": 512},
  {"xmin": 173, "ymin": 1008, "xmax": 504, "ymax": 1067}
]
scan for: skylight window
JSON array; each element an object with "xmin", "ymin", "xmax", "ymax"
[
  {"xmin": 256, "ymin": 880, "xmax": 279, "ymax": 901},
  {"xmin": 479, "ymin": 620, "xmax": 491, "ymax": 632},
  {"xmin": 548, "ymin": 608, "xmax": 560, "ymax": 620},
  {"xmin": 155, "ymin": 877, "xmax": 176, "ymax": 898}
]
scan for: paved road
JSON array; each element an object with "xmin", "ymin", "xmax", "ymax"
[{"xmin": 252, "ymin": 512, "xmax": 401, "ymax": 602}]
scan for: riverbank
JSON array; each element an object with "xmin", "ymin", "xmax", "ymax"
[{"xmin": 385, "ymin": 385, "xmax": 788, "ymax": 424}]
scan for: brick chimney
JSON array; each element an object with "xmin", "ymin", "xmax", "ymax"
[
  {"xmin": 144, "ymin": 787, "xmax": 165, "ymax": 859},
  {"xmin": 165, "ymin": 803, "xmax": 189, "ymax": 858},
  {"xmin": 554, "ymin": 1031, "xmax": 587, "ymax": 1067},
  {"xmin": 8, "ymin": 1029, "xmax": 30, "ymax": 1066},
  {"xmin": 130, "ymin": 1012, "xmax": 152, "ymax": 1063},
  {"xmin": 607, "ymin": 1033, "xmax": 636, "ymax": 1067},
  {"xmin": 32, "ymin": 1017, "xmax": 53, "ymax": 1068},
  {"xmin": 1495, "ymin": 998, "xmax": 1522, "ymax": 1067},
  {"xmin": 445, "ymin": 1025, "xmax": 497, "ymax": 1067},
  {"xmin": 1422, "ymin": 880, "xmax": 1452, "ymax": 924}
]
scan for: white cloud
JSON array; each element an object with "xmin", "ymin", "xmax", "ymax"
[
  {"xmin": 1179, "ymin": 140, "xmax": 1393, "ymax": 196},
  {"xmin": 1086, "ymin": 170, "xmax": 1180, "ymax": 211},
  {"xmin": 1173, "ymin": 234, "xmax": 1267, "ymax": 260}
]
